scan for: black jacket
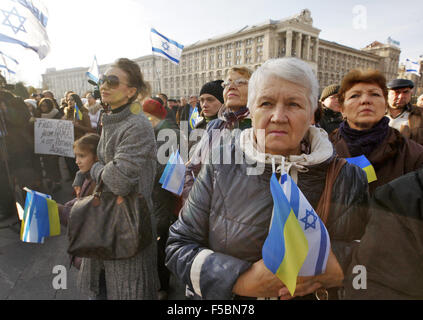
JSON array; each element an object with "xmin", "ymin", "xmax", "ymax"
[
  {"xmin": 344, "ymin": 169, "xmax": 423, "ymax": 299},
  {"xmin": 319, "ymin": 108, "xmax": 343, "ymax": 135},
  {"xmin": 179, "ymin": 103, "xmax": 202, "ymax": 123},
  {"xmin": 166, "ymin": 140, "xmax": 369, "ymax": 300}
]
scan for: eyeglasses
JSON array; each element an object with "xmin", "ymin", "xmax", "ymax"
[
  {"xmin": 221, "ymin": 79, "xmax": 249, "ymax": 89},
  {"xmin": 98, "ymin": 74, "xmax": 129, "ymax": 88}
]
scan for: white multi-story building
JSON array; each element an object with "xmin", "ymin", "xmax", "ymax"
[{"xmin": 42, "ymin": 9, "xmax": 401, "ymax": 99}]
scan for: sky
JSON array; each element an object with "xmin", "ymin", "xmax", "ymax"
[{"xmin": 3, "ymin": 0, "xmax": 423, "ymax": 87}]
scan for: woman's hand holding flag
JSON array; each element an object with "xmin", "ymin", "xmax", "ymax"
[
  {"xmin": 278, "ymin": 249, "xmax": 344, "ymax": 300},
  {"xmin": 232, "ymin": 259, "xmax": 285, "ymax": 298}
]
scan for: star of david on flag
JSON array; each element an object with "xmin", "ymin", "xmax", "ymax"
[
  {"xmin": 0, "ymin": 0, "xmax": 50, "ymax": 60},
  {"xmin": 262, "ymin": 170, "xmax": 331, "ymax": 296},
  {"xmin": 150, "ymin": 28, "xmax": 184, "ymax": 65}
]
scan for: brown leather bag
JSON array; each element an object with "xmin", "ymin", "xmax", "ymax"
[
  {"xmin": 67, "ymin": 180, "xmax": 153, "ymax": 260},
  {"xmin": 315, "ymin": 157, "xmax": 347, "ymax": 224}
]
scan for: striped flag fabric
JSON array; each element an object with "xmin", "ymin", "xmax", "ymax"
[
  {"xmin": 150, "ymin": 28, "xmax": 184, "ymax": 65},
  {"xmin": 262, "ymin": 173, "xmax": 308, "ymax": 296},
  {"xmin": 0, "ymin": 0, "xmax": 51, "ymax": 60},
  {"xmin": 346, "ymin": 155, "xmax": 377, "ymax": 183},
  {"xmin": 86, "ymin": 55, "xmax": 100, "ymax": 83},
  {"xmin": 262, "ymin": 172, "xmax": 331, "ymax": 296},
  {"xmin": 0, "ymin": 50, "xmax": 18, "ymax": 77},
  {"xmin": 280, "ymin": 172, "xmax": 331, "ymax": 277},
  {"xmin": 74, "ymin": 104, "xmax": 82, "ymax": 120},
  {"xmin": 161, "ymin": 150, "xmax": 186, "ymax": 196},
  {"xmin": 20, "ymin": 188, "xmax": 60, "ymax": 244},
  {"xmin": 405, "ymin": 59, "xmax": 420, "ymax": 76},
  {"xmin": 189, "ymin": 106, "xmax": 200, "ymax": 130},
  {"xmin": 159, "ymin": 151, "xmax": 176, "ymax": 184}
]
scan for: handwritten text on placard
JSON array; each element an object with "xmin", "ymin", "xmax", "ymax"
[{"xmin": 34, "ymin": 119, "xmax": 75, "ymax": 158}]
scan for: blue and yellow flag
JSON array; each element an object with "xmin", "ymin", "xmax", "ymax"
[
  {"xmin": 20, "ymin": 189, "xmax": 60, "ymax": 244},
  {"xmin": 189, "ymin": 106, "xmax": 200, "ymax": 130},
  {"xmin": 262, "ymin": 173, "xmax": 309, "ymax": 296},
  {"xmin": 346, "ymin": 155, "xmax": 377, "ymax": 183},
  {"xmin": 74, "ymin": 104, "xmax": 83, "ymax": 120}
]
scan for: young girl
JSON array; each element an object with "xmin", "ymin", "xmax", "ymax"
[
  {"xmin": 57, "ymin": 133, "xmax": 100, "ymax": 270},
  {"xmin": 58, "ymin": 133, "xmax": 100, "ymax": 224}
]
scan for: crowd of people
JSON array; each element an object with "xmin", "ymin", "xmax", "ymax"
[{"xmin": 0, "ymin": 56, "xmax": 422, "ymax": 300}]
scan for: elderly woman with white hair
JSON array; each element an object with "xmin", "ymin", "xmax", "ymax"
[{"xmin": 165, "ymin": 58, "xmax": 369, "ymax": 300}]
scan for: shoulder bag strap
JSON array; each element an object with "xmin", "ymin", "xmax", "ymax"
[{"xmin": 315, "ymin": 157, "xmax": 347, "ymax": 225}]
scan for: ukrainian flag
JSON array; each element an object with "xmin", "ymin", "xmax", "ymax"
[
  {"xmin": 189, "ymin": 106, "xmax": 199, "ymax": 130},
  {"xmin": 346, "ymin": 155, "xmax": 377, "ymax": 183},
  {"xmin": 262, "ymin": 173, "xmax": 308, "ymax": 296},
  {"xmin": 20, "ymin": 189, "xmax": 61, "ymax": 243},
  {"xmin": 74, "ymin": 104, "xmax": 83, "ymax": 120}
]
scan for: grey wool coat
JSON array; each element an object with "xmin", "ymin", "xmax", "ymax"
[{"xmin": 77, "ymin": 102, "xmax": 160, "ymax": 300}]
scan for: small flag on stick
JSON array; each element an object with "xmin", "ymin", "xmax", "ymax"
[{"xmin": 20, "ymin": 188, "xmax": 60, "ymax": 244}]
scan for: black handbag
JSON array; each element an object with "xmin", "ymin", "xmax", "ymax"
[{"xmin": 67, "ymin": 180, "xmax": 153, "ymax": 260}]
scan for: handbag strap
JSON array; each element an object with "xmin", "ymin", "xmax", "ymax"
[{"xmin": 315, "ymin": 157, "xmax": 347, "ymax": 225}]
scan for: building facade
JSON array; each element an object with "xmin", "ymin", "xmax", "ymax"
[{"xmin": 42, "ymin": 9, "xmax": 402, "ymax": 99}]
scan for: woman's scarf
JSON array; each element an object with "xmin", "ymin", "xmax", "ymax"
[
  {"xmin": 338, "ymin": 117, "xmax": 390, "ymax": 158},
  {"xmin": 239, "ymin": 126, "xmax": 334, "ymax": 183}
]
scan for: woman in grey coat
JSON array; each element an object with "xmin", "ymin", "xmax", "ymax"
[{"xmin": 76, "ymin": 58, "xmax": 159, "ymax": 300}]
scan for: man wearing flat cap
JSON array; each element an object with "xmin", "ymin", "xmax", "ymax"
[
  {"xmin": 387, "ymin": 79, "xmax": 423, "ymax": 145},
  {"xmin": 318, "ymin": 84, "xmax": 343, "ymax": 134}
]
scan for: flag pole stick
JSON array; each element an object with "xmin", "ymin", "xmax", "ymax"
[{"xmin": 152, "ymin": 55, "xmax": 162, "ymax": 94}]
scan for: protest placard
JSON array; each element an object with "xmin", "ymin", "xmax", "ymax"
[{"xmin": 34, "ymin": 119, "xmax": 75, "ymax": 158}]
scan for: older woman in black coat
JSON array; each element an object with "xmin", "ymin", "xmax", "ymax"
[{"xmin": 166, "ymin": 58, "xmax": 369, "ymax": 300}]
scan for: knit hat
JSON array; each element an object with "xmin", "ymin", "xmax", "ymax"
[
  {"xmin": 142, "ymin": 97, "xmax": 167, "ymax": 119},
  {"xmin": 320, "ymin": 84, "xmax": 340, "ymax": 102},
  {"xmin": 200, "ymin": 80, "xmax": 224, "ymax": 103}
]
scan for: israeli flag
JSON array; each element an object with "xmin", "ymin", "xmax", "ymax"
[
  {"xmin": 161, "ymin": 150, "xmax": 186, "ymax": 196},
  {"xmin": 150, "ymin": 28, "xmax": 184, "ymax": 65},
  {"xmin": 86, "ymin": 55, "xmax": 100, "ymax": 83},
  {"xmin": 0, "ymin": 0, "xmax": 51, "ymax": 60},
  {"xmin": 0, "ymin": 50, "xmax": 19, "ymax": 76},
  {"xmin": 280, "ymin": 172, "xmax": 331, "ymax": 276},
  {"xmin": 405, "ymin": 59, "xmax": 421, "ymax": 77}
]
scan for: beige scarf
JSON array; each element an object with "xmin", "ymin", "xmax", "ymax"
[{"xmin": 239, "ymin": 126, "xmax": 334, "ymax": 182}]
